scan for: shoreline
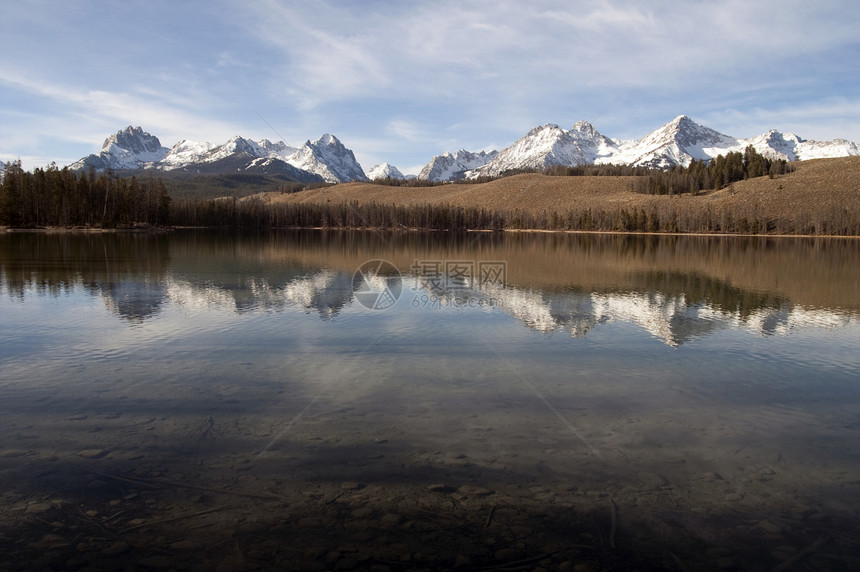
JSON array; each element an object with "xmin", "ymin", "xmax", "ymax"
[{"xmin": 4, "ymin": 224, "xmax": 859, "ymax": 239}]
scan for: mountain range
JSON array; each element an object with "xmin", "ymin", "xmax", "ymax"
[
  {"xmin": 462, "ymin": 115, "xmax": 860, "ymax": 179},
  {"xmin": 69, "ymin": 127, "xmax": 365, "ymax": 184},
  {"xmin": 65, "ymin": 116, "xmax": 859, "ymax": 183}
]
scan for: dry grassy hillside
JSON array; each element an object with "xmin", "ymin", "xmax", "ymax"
[{"xmin": 254, "ymin": 156, "xmax": 860, "ymax": 235}]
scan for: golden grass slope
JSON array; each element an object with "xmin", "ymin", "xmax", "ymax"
[{"xmin": 254, "ymin": 156, "xmax": 860, "ymax": 233}]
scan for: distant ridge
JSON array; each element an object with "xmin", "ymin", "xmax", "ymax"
[
  {"xmin": 70, "ymin": 127, "xmax": 366, "ymax": 184},
  {"xmin": 424, "ymin": 115, "xmax": 860, "ymax": 180},
  {"xmin": 66, "ymin": 116, "xmax": 860, "ymax": 183}
]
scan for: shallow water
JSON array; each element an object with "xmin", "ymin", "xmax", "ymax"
[{"xmin": 1, "ymin": 230, "xmax": 859, "ymax": 571}]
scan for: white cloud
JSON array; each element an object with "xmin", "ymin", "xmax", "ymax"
[
  {"xmin": 385, "ymin": 120, "xmax": 434, "ymax": 144},
  {"xmin": 240, "ymin": 0, "xmax": 860, "ymax": 117},
  {"xmin": 702, "ymin": 97, "xmax": 860, "ymax": 142},
  {"xmin": 0, "ymin": 69, "xmax": 247, "ymax": 150}
]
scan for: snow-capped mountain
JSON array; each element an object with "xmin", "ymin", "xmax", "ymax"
[
  {"xmin": 460, "ymin": 115, "xmax": 860, "ymax": 177},
  {"xmin": 287, "ymin": 134, "xmax": 367, "ymax": 183},
  {"xmin": 69, "ymin": 127, "xmax": 365, "ymax": 183},
  {"xmin": 607, "ymin": 115, "xmax": 741, "ymax": 169},
  {"xmin": 70, "ymin": 126, "xmax": 170, "ymax": 171},
  {"xmin": 609, "ymin": 115, "xmax": 859, "ymax": 166},
  {"xmin": 159, "ymin": 136, "xmax": 299, "ymax": 170},
  {"xmin": 471, "ymin": 124, "xmax": 596, "ymax": 177},
  {"xmin": 418, "ymin": 149, "xmax": 498, "ymax": 181},
  {"xmin": 741, "ymin": 130, "xmax": 860, "ymax": 162},
  {"xmin": 65, "ymin": 117, "xmax": 860, "ymax": 184},
  {"xmin": 366, "ymin": 162, "xmax": 407, "ymax": 180}
]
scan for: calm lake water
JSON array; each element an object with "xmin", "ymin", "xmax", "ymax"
[{"xmin": 1, "ymin": 229, "xmax": 859, "ymax": 571}]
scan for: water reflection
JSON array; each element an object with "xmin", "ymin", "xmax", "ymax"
[
  {"xmin": 2, "ymin": 229, "xmax": 860, "ymax": 570},
  {"xmin": 2, "ymin": 230, "xmax": 857, "ymax": 346}
]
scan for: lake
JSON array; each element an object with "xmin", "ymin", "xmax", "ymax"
[{"xmin": 1, "ymin": 229, "xmax": 859, "ymax": 571}]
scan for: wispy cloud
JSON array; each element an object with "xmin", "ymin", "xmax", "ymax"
[
  {"xmin": 0, "ymin": 69, "xmax": 247, "ymax": 151},
  {"xmin": 702, "ymin": 97, "xmax": 860, "ymax": 141}
]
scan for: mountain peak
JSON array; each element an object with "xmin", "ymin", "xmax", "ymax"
[
  {"xmin": 572, "ymin": 120, "xmax": 596, "ymax": 133},
  {"xmin": 526, "ymin": 124, "xmax": 562, "ymax": 137},
  {"xmin": 418, "ymin": 149, "xmax": 498, "ymax": 181},
  {"xmin": 68, "ymin": 125, "xmax": 170, "ymax": 171},
  {"xmin": 367, "ymin": 162, "xmax": 406, "ymax": 180},
  {"xmin": 470, "ymin": 123, "xmax": 589, "ymax": 177},
  {"xmin": 291, "ymin": 134, "xmax": 366, "ymax": 183},
  {"xmin": 667, "ymin": 115, "xmax": 699, "ymax": 130},
  {"xmin": 313, "ymin": 133, "xmax": 339, "ymax": 147},
  {"xmin": 102, "ymin": 125, "xmax": 165, "ymax": 155}
]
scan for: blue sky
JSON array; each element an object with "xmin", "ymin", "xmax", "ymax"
[{"xmin": 2, "ymin": 0, "xmax": 859, "ymax": 174}]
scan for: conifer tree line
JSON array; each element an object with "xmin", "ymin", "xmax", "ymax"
[
  {"xmin": 169, "ymin": 195, "xmax": 860, "ymax": 236},
  {"xmin": 635, "ymin": 146, "xmax": 793, "ymax": 195},
  {"xmin": 0, "ymin": 161, "xmax": 170, "ymax": 228}
]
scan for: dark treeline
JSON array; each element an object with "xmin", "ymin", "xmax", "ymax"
[
  {"xmin": 507, "ymin": 164, "xmax": 654, "ymax": 178},
  {"xmin": 168, "ymin": 196, "xmax": 860, "ymax": 236},
  {"xmin": 1, "ymin": 161, "xmax": 170, "ymax": 228},
  {"xmin": 635, "ymin": 146, "xmax": 793, "ymax": 196},
  {"xmin": 171, "ymin": 197, "xmax": 507, "ymax": 231}
]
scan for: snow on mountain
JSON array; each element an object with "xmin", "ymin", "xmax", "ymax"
[
  {"xmin": 66, "ymin": 118, "xmax": 859, "ymax": 183},
  {"xmin": 157, "ymin": 139, "xmax": 217, "ymax": 169},
  {"xmin": 608, "ymin": 115, "xmax": 741, "ymax": 168},
  {"xmin": 418, "ymin": 149, "xmax": 498, "ymax": 181},
  {"xmin": 472, "ymin": 124, "xmax": 597, "ymax": 177},
  {"xmin": 792, "ymin": 137, "xmax": 860, "ymax": 160},
  {"xmin": 457, "ymin": 115, "xmax": 860, "ymax": 178},
  {"xmin": 570, "ymin": 120, "xmax": 622, "ymax": 162},
  {"xmin": 158, "ymin": 136, "xmax": 300, "ymax": 170},
  {"xmin": 0, "ymin": 160, "xmax": 5, "ymax": 172},
  {"xmin": 366, "ymin": 162, "xmax": 406, "ymax": 180},
  {"xmin": 68, "ymin": 127, "xmax": 366, "ymax": 183},
  {"xmin": 257, "ymin": 138, "xmax": 299, "ymax": 159},
  {"xmin": 284, "ymin": 134, "xmax": 367, "ymax": 183},
  {"xmin": 70, "ymin": 126, "xmax": 170, "ymax": 171},
  {"xmin": 472, "ymin": 120, "xmax": 630, "ymax": 177},
  {"xmin": 619, "ymin": 115, "xmax": 860, "ymax": 166},
  {"xmin": 124, "ymin": 135, "xmax": 319, "ymax": 181},
  {"xmin": 743, "ymin": 130, "xmax": 860, "ymax": 161}
]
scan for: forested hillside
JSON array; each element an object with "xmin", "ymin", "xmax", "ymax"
[{"xmin": 0, "ymin": 161, "xmax": 169, "ymax": 228}]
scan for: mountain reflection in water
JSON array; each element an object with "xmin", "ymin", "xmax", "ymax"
[{"xmin": 2, "ymin": 230, "xmax": 856, "ymax": 345}]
